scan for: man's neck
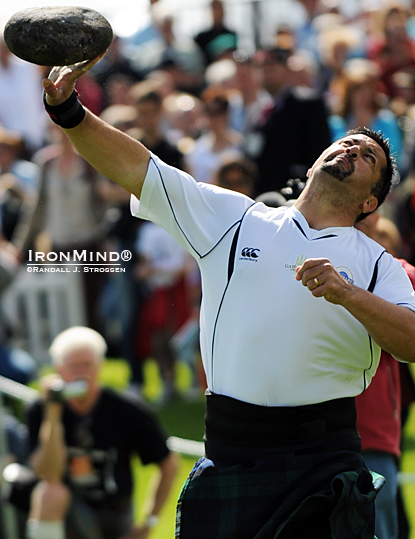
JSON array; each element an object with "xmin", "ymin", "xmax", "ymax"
[{"xmin": 294, "ymin": 195, "xmax": 355, "ymax": 231}]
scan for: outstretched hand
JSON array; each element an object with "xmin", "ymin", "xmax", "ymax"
[{"xmin": 42, "ymin": 53, "xmax": 106, "ymax": 106}]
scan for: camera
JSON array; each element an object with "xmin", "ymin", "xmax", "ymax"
[{"xmin": 47, "ymin": 379, "xmax": 88, "ymax": 402}]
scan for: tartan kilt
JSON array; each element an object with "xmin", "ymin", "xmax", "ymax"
[{"xmin": 175, "ymin": 451, "xmax": 384, "ymax": 539}]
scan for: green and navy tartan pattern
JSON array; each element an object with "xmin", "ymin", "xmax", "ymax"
[{"xmin": 175, "ymin": 450, "xmax": 384, "ymax": 539}]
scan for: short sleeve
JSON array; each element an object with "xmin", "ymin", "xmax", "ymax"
[
  {"xmin": 130, "ymin": 154, "xmax": 254, "ymax": 258},
  {"xmin": 375, "ymin": 253, "xmax": 415, "ymax": 311}
]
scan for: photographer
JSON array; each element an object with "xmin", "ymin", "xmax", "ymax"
[{"xmin": 25, "ymin": 326, "xmax": 178, "ymax": 539}]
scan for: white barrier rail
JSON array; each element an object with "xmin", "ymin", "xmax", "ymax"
[{"xmin": 0, "ymin": 375, "xmax": 38, "ymax": 403}]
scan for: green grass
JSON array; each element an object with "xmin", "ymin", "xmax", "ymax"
[
  {"xmin": 60, "ymin": 358, "xmax": 415, "ymax": 539},
  {"xmin": 400, "ymin": 403, "xmax": 415, "ymax": 539}
]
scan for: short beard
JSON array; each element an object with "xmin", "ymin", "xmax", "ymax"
[{"xmin": 320, "ymin": 155, "xmax": 355, "ymax": 181}]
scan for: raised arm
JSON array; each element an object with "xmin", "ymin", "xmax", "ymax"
[{"xmin": 42, "ymin": 55, "xmax": 150, "ymax": 199}]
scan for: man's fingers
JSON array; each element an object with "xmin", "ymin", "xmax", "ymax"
[
  {"xmin": 296, "ymin": 258, "xmax": 325, "ymax": 278},
  {"xmin": 305, "ymin": 274, "xmax": 322, "ymax": 291},
  {"xmin": 43, "ymin": 52, "xmax": 106, "ymax": 107},
  {"xmin": 67, "ymin": 52, "xmax": 106, "ymax": 76},
  {"xmin": 297, "ymin": 266, "xmax": 323, "ymax": 287},
  {"xmin": 296, "ymin": 258, "xmax": 332, "ymax": 283},
  {"xmin": 42, "ymin": 78, "xmax": 59, "ymax": 100},
  {"xmin": 48, "ymin": 53, "xmax": 104, "ymax": 81},
  {"xmin": 42, "ymin": 77, "xmax": 71, "ymax": 108},
  {"xmin": 82, "ymin": 52, "xmax": 106, "ymax": 69}
]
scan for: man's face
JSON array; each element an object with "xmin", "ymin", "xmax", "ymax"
[
  {"xmin": 309, "ymin": 134, "xmax": 387, "ymax": 211},
  {"xmin": 58, "ymin": 348, "xmax": 100, "ymax": 390}
]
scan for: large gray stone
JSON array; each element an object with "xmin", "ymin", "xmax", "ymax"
[{"xmin": 4, "ymin": 6, "xmax": 113, "ymax": 66}]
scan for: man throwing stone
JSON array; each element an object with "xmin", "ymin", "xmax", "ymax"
[{"xmin": 41, "ymin": 55, "xmax": 415, "ymax": 539}]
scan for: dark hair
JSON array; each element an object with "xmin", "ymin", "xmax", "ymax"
[{"xmin": 345, "ymin": 126, "xmax": 396, "ymax": 222}]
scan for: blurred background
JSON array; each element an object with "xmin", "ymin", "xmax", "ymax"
[{"xmin": 0, "ymin": 0, "xmax": 415, "ymax": 538}]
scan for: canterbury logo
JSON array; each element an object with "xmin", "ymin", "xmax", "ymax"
[{"xmin": 241, "ymin": 247, "xmax": 260, "ymax": 259}]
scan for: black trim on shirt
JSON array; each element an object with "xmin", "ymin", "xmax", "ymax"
[
  {"xmin": 293, "ymin": 218, "xmax": 307, "ymax": 238},
  {"xmin": 153, "ymin": 156, "xmax": 255, "ymax": 259},
  {"xmin": 362, "ymin": 250, "xmax": 386, "ymax": 392},
  {"xmin": 228, "ymin": 223, "xmax": 241, "ymax": 281},
  {"xmin": 293, "ymin": 218, "xmax": 337, "ymax": 241},
  {"xmin": 152, "ymin": 157, "xmax": 203, "ymax": 257},
  {"xmin": 367, "ymin": 251, "xmax": 386, "ymax": 293}
]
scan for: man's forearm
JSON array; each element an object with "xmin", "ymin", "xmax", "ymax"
[
  {"xmin": 118, "ymin": 453, "xmax": 179, "ymax": 539},
  {"xmin": 42, "ymin": 58, "xmax": 151, "ymax": 200},
  {"xmin": 341, "ymin": 286, "xmax": 415, "ymax": 362},
  {"xmin": 30, "ymin": 404, "xmax": 67, "ymax": 481},
  {"xmin": 146, "ymin": 453, "xmax": 179, "ymax": 521},
  {"xmin": 62, "ymin": 109, "xmax": 150, "ymax": 199}
]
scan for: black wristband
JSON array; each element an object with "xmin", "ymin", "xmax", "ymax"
[{"xmin": 43, "ymin": 90, "xmax": 85, "ymax": 128}]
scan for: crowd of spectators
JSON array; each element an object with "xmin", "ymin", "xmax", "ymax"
[{"xmin": 2, "ymin": 0, "xmax": 415, "ymax": 537}]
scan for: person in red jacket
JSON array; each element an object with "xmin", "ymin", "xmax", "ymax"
[{"xmin": 355, "ymin": 212, "xmax": 415, "ymax": 539}]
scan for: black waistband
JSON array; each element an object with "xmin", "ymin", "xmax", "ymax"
[{"xmin": 204, "ymin": 393, "xmax": 361, "ymax": 464}]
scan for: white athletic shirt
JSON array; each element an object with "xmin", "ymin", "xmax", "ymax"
[{"xmin": 131, "ymin": 155, "xmax": 415, "ymax": 406}]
